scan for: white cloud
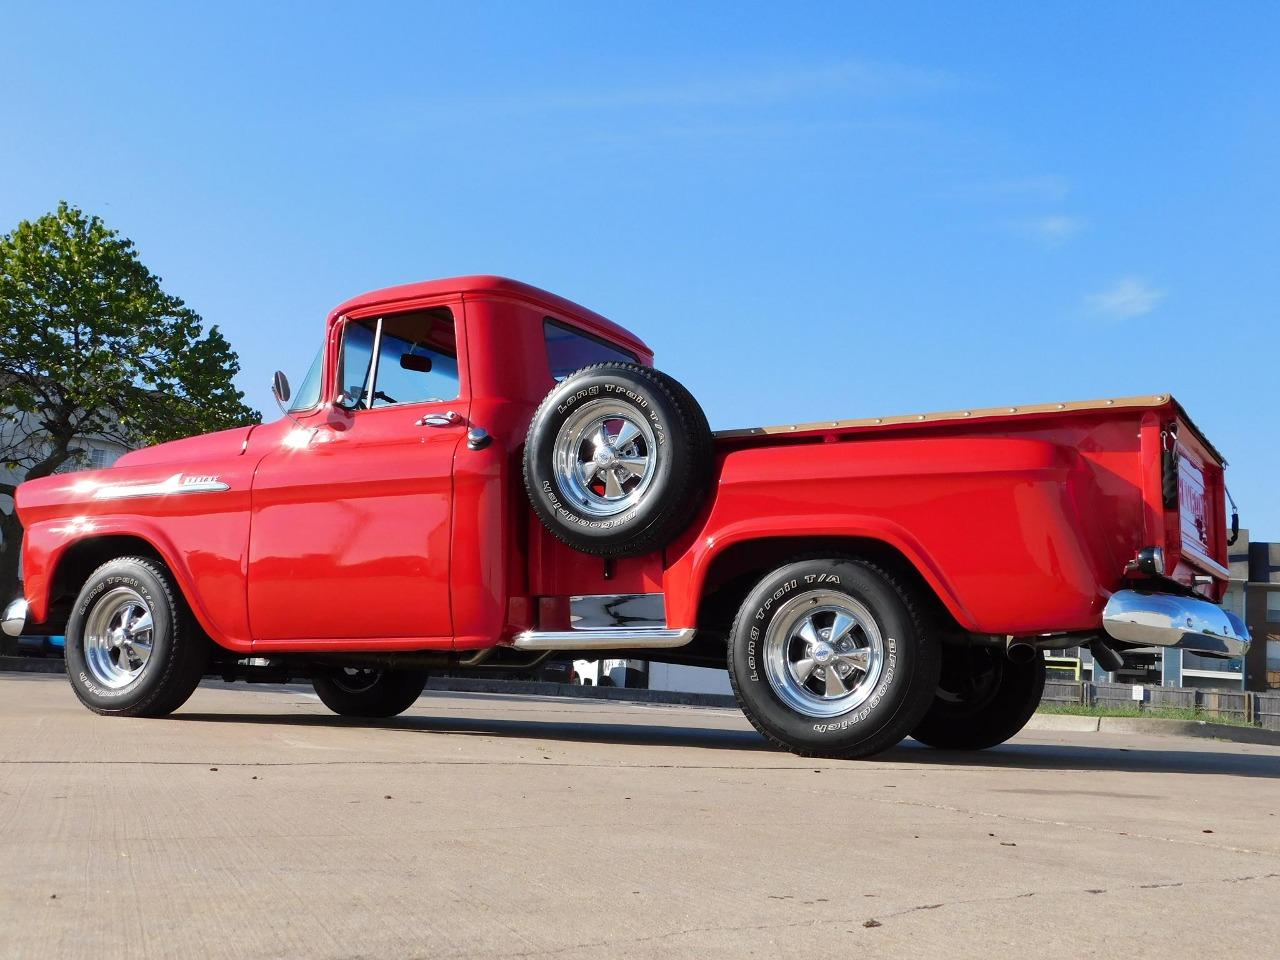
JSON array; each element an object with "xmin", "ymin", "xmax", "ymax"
[
  {"xmin": 1086, "ymin": 277, "xmax": 1166, "ymax": 318},
  {"xmin": 968, "ymin": 175, "xmax": 1071, "ymax": 204},
  {"xmin": 1018, "ymin": 215, "xmax": 1084, "ymax": 246},
  {"xmin": 479, "ymin": 60, "xmax": 960, "ymax": 114}
]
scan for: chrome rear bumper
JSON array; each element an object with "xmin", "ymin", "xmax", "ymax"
[
  {"xmin": 1102, "ymin": 590, "xmax": 1250, "ymax": 658},
  {"xmin": 2, "ymin": 598, "xmax": 29, "ymax": 638}
]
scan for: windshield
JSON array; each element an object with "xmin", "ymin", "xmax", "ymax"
[{"xmin": 288, "ymin": 346, "xmax": 324, "ymax": 412}]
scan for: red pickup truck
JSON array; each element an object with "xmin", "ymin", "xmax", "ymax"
[{"xmin": 3, "ymin": 276, "xmax": 1250, "ymax": 758}]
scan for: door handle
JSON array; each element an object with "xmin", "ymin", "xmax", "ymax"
[{"xmin": 417, "ymin": 410, "xmax": 462, "ymax": 427}]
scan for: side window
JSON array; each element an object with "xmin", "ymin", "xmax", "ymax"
[
  {"xmin": 370, "ymin": 308, "xmax": 459, "ymax": 407},
  {"xmin": 337, "ymin": 308, "xmax": 460, "ymax": 410},
  {"xmin": 337, "ymin": 320, "xmax": 377, "ymax": 408},
  {"xmin": 288, "ymin": 347, "xmax": 324, "ymax": 412},
  {"xmin": 544, "ymin": 318, "xmax": 637, "ymax": 380}
]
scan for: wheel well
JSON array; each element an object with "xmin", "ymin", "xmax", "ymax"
[
  {"xmin": 694, "ymin": 536, "xmax": 963, "ymax": 647},
  {"xmin": 47, "ymin": 535, "xmax": 167, "ymax": 625}
]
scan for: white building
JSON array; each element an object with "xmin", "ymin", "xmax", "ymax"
[{"xmin": 0, "ymin": 408, "xmax": 130, "ymax": 543}]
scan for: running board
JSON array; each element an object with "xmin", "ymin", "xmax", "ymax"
[{"xmin": 511, "ymin": 627, "xmax": 696, "ymax": 651}]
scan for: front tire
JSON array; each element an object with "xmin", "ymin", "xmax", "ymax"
[
  {"xmin": 910, "ymin": 646, "xmax": 1045, "ymax": 750},
  {"xmin": 312, "ymin": 668, "xmax": 429, "ymax": 718},
  {"xmin": 727, "ymin": 558, "xmax": 941, "ymax": 759},
  {"xmin": 65, "ymin": 556, "xmax": 208, "ymax": 717}
]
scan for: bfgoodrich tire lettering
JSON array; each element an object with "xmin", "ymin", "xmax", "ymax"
[
  {"xmin": 64, "ymin": 556, "xmax": 209, "ymax": 717},
  {"xmin": 727, "ymin": 558, "xmax": 941, "ymax": 759},
  {"xmin": 523, "ymin": 362, "xmax": 713, "ymax": 558}
]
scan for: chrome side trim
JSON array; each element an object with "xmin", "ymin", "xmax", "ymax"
[
  {"xmin": 91, "ymin": 473, "xmax": 230, "ymax": 500},
  {"xmin": 1102, "ymin": 590, "xmax": 1251, "ymax": 658},
  {"xmin": 512, "ymin": 627, "xmax": 695, "ymax": 651},
  {"xmin": 2, "ymin": 598, "xmax": 28, "ymax": 638}
]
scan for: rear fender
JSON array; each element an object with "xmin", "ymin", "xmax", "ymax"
[
  {"xmin": 663, "ymin": 516, "xmax": 976, "ymax": 632},
  {"xmin": 663, "ymin": 435, "xmax": 1110, "ymax": 636}
]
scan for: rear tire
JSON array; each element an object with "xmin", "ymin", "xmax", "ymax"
[
  {"xmin": 727, "ymin": 558, "xmax": 941, "ymax": 759},
  {"xmin": 65, "ymin": 556, "xmax": 209, "ymax": 717},
  {"xmin": 312, "ymin": 668, "xmax": 429, "ymax": 718},
  {"xmin": 910, "ymin": 646, "xmax": 1045, "ymax": 750}
]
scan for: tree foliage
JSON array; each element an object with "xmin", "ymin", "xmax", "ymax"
[{"xmin": 0, "ymin": 202, "xmax": 260, "ymax": 594}]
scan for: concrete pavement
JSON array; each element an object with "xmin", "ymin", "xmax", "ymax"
[{"xmin": 1, "ymin": 672, "xmax": 1277, "ymax": 959}]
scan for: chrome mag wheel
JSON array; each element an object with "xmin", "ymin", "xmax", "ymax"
[
  {"xmin": 552, "ymin": 399, "xmax": 657, "ymax": 518},
  {"xmin": 83, "ymin": 586, "xmax": 155, "ymax": 689},
  {"xmin": 763, "ymin": 590, "xmax": 886, "ymax": 718}
]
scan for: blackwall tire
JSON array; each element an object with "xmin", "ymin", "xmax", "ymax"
[
  {"xmin": 727, "ymin": 558, "xmax": 941, "ymax": 760},
  {"xmin": 910, "ymin": 646, "xmax": 1046, "ymax": 750},
  {"xmin": 523, "ymin": 362, "xmax": 713, "ymax": 558},
  {"xmin": 312, "ymin": 668, "xmax": 429, "ymax": 718},
  {"xmin": 64, "ymin": 556, "xmax": 209, "ymax": 718}
]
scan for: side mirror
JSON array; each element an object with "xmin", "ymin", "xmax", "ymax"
[{"xmin": 271, "ymin": 371, "xmax": 291, "ymax": 408}]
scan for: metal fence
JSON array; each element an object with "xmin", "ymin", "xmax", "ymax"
[{"xmin": 1041, "ymin": 680, "xmax": 1280, "ymax": 730}]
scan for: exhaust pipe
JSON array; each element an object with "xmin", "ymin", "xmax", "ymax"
[
  {"xmin": 1005, "ymin": 638, "xmax": 1037, "ymax": 664},
  {"xmin": 1089, "ymin": 637, "xmax": 1125, "ymax": 673}
]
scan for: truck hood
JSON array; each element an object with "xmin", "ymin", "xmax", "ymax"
[{"xmin": 114, "ymin": 424, "xmax": 257, "ymax": 469}]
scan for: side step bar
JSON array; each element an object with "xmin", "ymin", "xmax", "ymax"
[{"xmin": 511, "ymin": 627, "xmax": 695, "ymax": 651}]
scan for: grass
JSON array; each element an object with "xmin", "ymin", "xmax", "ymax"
[{"xmin": 1037, "ymin": 702, "xmax": 1257, "ymax": 728}]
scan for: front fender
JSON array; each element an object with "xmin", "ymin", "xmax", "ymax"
[
  {"xmin": 15, "ymin": 440, "xmax": 262, "ymax": 653},
  {"xmin": 21, "ymin": 516, "xmax": 253, "ymax": 654}
]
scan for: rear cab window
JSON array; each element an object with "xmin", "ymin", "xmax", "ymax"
[{"xmin": 544, "ymin": 317, "xmax": 637, "ymax": 381}]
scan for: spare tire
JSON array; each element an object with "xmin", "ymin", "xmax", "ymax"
[{"xmin": 523, "ymin": 362, "xmax": 713, "ymax": 557}]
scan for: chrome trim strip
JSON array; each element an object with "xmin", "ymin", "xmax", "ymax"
[
  {"xmin": 365, "ymin": 317, "xmax": 384, "ymax": 410},
  {"xmin": 512, "ymin": 627, "xmax": 695, "ymax": 651},
  {"xmin": 2, "ymin": 598, "xmax": 28, "ymax": 638},
  {"xmin": 92, "ymin": 473, "xmax": 230, "ymax": 500},
  {"xmin": 1103, "ymin": 590, "xmax": 1251, "ymax": 658}
]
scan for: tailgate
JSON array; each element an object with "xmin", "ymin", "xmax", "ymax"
[{"xmin": 1161, "ymin": 413, "xmax": 1230, "ymax": 588}]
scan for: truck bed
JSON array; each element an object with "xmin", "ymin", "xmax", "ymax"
[{"xmin": 714, "ymin": 393, "xmax": 1224, "ymax": 464}]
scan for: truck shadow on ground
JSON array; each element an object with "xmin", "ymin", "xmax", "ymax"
[{"xmin": 173, "ymin": 708, "xmax": 1280, "ymax": 779}]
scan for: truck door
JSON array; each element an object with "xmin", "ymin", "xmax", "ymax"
[{"xmin": 247, "ymin": 306, "xmax": 467, "ymax": 643}]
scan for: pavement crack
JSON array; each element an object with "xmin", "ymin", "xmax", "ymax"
[
  {"xmin": 856, "ymin": 794, "xmax": 1279, "ymax": 858},
  {"xmin": 865, "ymin": 872, "xmax": 1280, "ymax": 925},
  {"xmin": 714, "ymin": 776, "xmax": 1280, "ymax": 858},
  {"xmin": 441, "ymin": 873, "xmax": 1280, "ymax": 959}
]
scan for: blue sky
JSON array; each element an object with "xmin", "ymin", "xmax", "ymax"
[{"xmin": 3, "ymin": 3, "xmax": 1279, "ymax": 537}]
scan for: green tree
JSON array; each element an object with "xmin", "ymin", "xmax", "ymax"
[{"xmin": 0, "ymin": 202, "xmax": 259, "ymax": 603}]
